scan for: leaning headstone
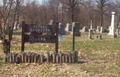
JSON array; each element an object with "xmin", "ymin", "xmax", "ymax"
[
  {"xmin": 82, "ymin": 26, "xmax": 88, "ymax": 32},
  {"xmin": 100, "ymin": 27, "xmax": 104, "ymax": 33},
  {"xmin": 88, "ymin": 29, "xmax": 93, "ymax": 39},
  {"xmin": 116, "ymin": 28, "xmax": 119, "ymax": 35},
  {"xmin": 70, "ymin": 22, "xmax": 81, "ymax": 36},
  {"xmin": 108, "ymin": 12, "xmax": 117, "ymax": 38},
  {"xmin": 65, "ymin": 23, "xmax": 72, "ymax": 31},
  {"xmin": 97, "ymin": 26, "xmax": 100, "ymax": 32},
  {"xmin": 59, "ymin": 23, "xmax": 66, "ymax": 35}
]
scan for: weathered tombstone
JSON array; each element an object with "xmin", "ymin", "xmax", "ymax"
[
  {"xmin": 46, "ymin": 51, "xmax": 50, "ymax": 62},
  {"xmin": 28, "ymin": 52, "xmax": 32, "ymax": 63},
  {"xmin": 52, "ymin": 52, "xmax": 56, "ymax": 63},
  {"xmin": 97, "ymin": 26, "xmax": 100, "ymax": 32},
  {"xmin": 37, "ymin": 55, "xmax": 41, "ymax": 63},
  {"xmin": 59, "ymin": 23, "xmax": 66, "ymax": 35},
  {"xmin": 88, "ymin": 29, "xmax": 93, "ymax": 39},
  {"xmin": 116, "ymin": 28, "xmax": 119, "ymax": 35},
  {"xmin": 62, "ymin": 54, "xmax": 65, "ymax": 63},
  {"xmin": 49, "ymin": 20, "xmax": 54, "ymax": 26},
  {"xmin": 70, "ymin": 22, "xmax": 81, "ymax": 36},
  {"xmin": 82, "ymin": 26, "xmax": 88, "ymax": 32},
  {"xmin": 71, "ymin": 52, "xmax": 75, "ymax": 63},
  {"xmin": 65, "ymin": 23, "xmax": 72, "ymax": 31},
  {"xmin": 24, "ymin": 53, "xmax": 28, "ymax": 63},
  {"xmin": 65, "ymin": 54, "xmax": 69, "ymax": 63},
  {"xmin": 100, "ymin": 27, "xmax": 104, "ymax": 33},
  {"xmin": 108, "ymin": 12, "xmax": 117, "ymax": 38},
  {"xmin": 68, "ymin": 52, "xmax": 72, "ymax": 63},
  {"xmin": 41, "ymin": 53, "xmax": 44, "ymax": 63},
  {"xmin": 75, "ymin": 51, "xmax": 78, "ymax": 63},
  {"xmin": 56, "ymin": 54, "xmax": 60, "ymax": 63}
]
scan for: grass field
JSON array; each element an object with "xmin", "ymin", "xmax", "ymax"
[{"xmin": 0, "ymin": 29, "xmax": 120, "ymax": 77}]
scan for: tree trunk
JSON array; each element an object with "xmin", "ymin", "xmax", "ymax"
[{"xmin": 3, "ymin": 39, "xmax": 10, "ymax": 54}]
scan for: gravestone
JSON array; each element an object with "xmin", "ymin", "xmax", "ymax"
[
  {"xmin": 59, "ymin": 23, "xmax": 66, "ymax": 35},
  {"xmin": 58, "ymin": 34, "xmax": 63, "ymax": 41},
  {"xmin": 88, "ymin": 29, "xmax": 93, "ymax": 39},
  {"xmin": 100, "ymin": 27, "xmax": 104, "ymax": 33},
  {"xmin": 82, "ymin": 26, "xmax": 88, "ymax": 32},
  {"xmin": 97, "ymin": 26, "xmax": 100, "ymax": 32},
  {"xmin": 70, "ymin": 22, "xmax": 81, "ymax": 36},
  {"xmin": 49, "ymin": 20, "xmax": 54, "ymax": 26},
  {"xmin": 116, "ymin": 28, "xmax": 119, "ymax": 35},
  {"xmin": 108, "ymin": 12, "xmax": 117, "ymax": 38},
  {"xmin": 65, "ymin": 23, "xmax": 72, "ymax": 31}
]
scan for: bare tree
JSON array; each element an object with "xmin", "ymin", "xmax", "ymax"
[
  {"xmin": 61, "ymin": 0, "xmax": 83, "ymax": 23},
  {"xmin": 96, "ymin": 0, "xmax": 109, "ymax": 27},
  {"xmin": 0, "ymin": 0, "xmax": 24, "ymax": 53}
]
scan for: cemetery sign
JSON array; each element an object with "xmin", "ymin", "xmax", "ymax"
[{"xmin": 21, "ymin": 21, "xmax": 59, "ymax": 53}]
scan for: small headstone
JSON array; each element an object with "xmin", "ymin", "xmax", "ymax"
[
  {"xmin": 38, "ymin": 55, "xmax": 41, "ymax": 63},
  {"xmin": 116, "ymin": 28, "xmax": 119, "ymax": 35},
  {"xmin": 99, "ymin": 35, "xmax": 102, "ymax": 39},
  {"xmin": 82, "ymin": 26, "xmax": 88, "ymax": 32},
  {"xmin": 58, "ymin": 34, "xmax": 63, "ymax": 41},
  {"xmin": 88, "ymin": 29, "xmax": 93, "ymax": 39},
  {"xmin": 71, "ymin": 52, "xmax": 75, "ymax": 63},
  {"xmin": 62, "ymin": 54, "xmax": 65, "ymax": 63},
  {"xmin": 49, "ymin": 20, "xmax": 54, "ymax": 26},
  {"xmin": 65, "ymin": 23, "xmax": 72, "ymax": 31},
  {"xmin": 100, "ymin": 27, "xmax": 104, "ymax": 33},
  {"xmin": 97, "ymin": 26, "xmax": 100, "ymax": 32},
  {"xmin": 75, "ymin": 51, "xmax": 78, "ymax": 63},
  {"xmin": 59, "ymin": 23, "xmax": 66, "ymax": 35}
]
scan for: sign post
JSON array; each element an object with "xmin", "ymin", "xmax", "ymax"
[{"xmin": 72, "ymin": 26, "xmax": 75, "ymax": 51}]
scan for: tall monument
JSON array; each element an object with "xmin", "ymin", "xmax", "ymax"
[{"xmin": 108, "ymin": 12, "xmax": 117, "ymax": 38}]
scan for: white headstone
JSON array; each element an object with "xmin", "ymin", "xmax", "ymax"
[
  {"xmin": 97, "ymin": 26, "xmax": 100, "ymax": 32},
  {"xmin": 65, "ymin": 23, "xmax": 72, "ymax": 31},
  {"xmin": 49, "ymin": 20, "xmax": 54, "ymax": 26},
  {"xmin": 100, "ymin": 27, "xmax": 104, "ymax": 33},
  {"xmin": 58, "ymin": 34, "xmax": 63, "ymax": 41},
  {"xmin": 108, "ymin": 12, "xmax": 117, "ymax": 38},
  {"xmin": 82, "ymin": 26, "xmax": 88, "ymax": 32}
]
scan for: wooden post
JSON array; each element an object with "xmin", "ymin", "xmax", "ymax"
[
  {"xmin": 21, "ymin": 21, "xmax": 25, "ymax": 52},
  {"xmin": 55, "ymin": 22, "xmax": 59, "ymax": 53}
]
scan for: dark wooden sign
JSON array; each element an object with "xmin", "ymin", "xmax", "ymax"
[{"xmin": 21, "ymin": 21, "xmax": 59, "ymax": 53}]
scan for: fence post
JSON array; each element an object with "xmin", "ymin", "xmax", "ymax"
[
  {"xmin": 72, "ymin": 26, "xmax": 75, "ymax": 51},
  {"xmin": 21, "ymin": 21, "xmax": 25, "ymax": 52},
  {"xmin": 55, "ymin": 22, "xmax": 59, "ymax": 53}
]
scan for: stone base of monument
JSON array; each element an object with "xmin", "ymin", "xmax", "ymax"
[
  {"xmin": 4, "ymin": 51, "xmax": 78, "ymax": 64},
  {"xmin": 108, "ymin": 35, "xmax": 117, "ymax": 38},
  {"xmin": 70, "ymin": 32, "xmax": 81, "ymax": 36}
]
